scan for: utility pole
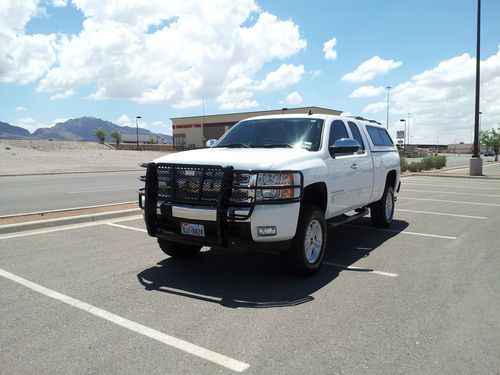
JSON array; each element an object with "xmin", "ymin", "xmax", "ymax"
[{"xmin": 470, "ymin": 0, "xmax": 482, "ymax": 175}]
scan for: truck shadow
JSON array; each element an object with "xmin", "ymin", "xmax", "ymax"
[{"xmin": 136, "ymin": 218, "xmax": 409, "ymax": 309}]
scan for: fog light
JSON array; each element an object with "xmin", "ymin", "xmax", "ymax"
[{"xmin": 257, "ymin": 226, "xmax": 277, "ymax": 236}]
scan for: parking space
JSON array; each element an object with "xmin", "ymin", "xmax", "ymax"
[{"xmin": 1, "ymin": 175, "xmax": 499, "ymax": 374}]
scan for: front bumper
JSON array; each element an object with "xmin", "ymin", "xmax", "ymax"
[{"xmin": 140, "ymin": 199, "xmax": 300, "ymax": 246}]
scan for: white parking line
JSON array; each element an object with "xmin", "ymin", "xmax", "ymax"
[
  {"xmin": 395, "ymin": 208, "xmax": 487, "ymax": 220},
  {"xmin": 107, "ymin": 222, "xmax": 147, "ymax": 233},
  {"xmin": 0, "ymin": 268, "xmax": 250, "ymax": 373},
  {"xmin": 403, "ymin": 189, "xmax": 500, "ymax": 198},
  {"xmin": 346, "ymin": 224, "xmax": 457, "ymax": 240},
  {"xmin": 323, "ymin": 262, "xmax": 398, "ymax": 277},
  {"xmin": 403, "ymin": 182, "xmax": 500, "ymax": 191},
  {"xmin": 398, "ymin": 197, "xmax": 500, "ymax": 207}
]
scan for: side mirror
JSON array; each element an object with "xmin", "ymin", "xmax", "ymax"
[
  {"xmin": 329, "ymin": 138, "xmax": 360, "ymax": 157},
  {"xmin": 205, "ymin": 139, "xmax": 217, "ymax": 148}
]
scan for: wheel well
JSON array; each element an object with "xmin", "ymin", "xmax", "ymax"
[
  {"xmin": 386, "ymin": 170, "xmax": 397, "ymax": 189},
  {"xmin": 303, "ymin": 182, "xmax": 327, "ymax": 214}
]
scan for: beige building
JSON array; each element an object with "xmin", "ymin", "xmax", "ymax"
[{"xmin": 171, "ymin": 106, "xmax": 342, "ymax": 148}]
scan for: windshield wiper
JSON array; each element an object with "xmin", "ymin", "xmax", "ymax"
[
  {"xmin": 217, "ymin": 143, "xmax": 250, "ymax": 148},
  {"xmin": 255, "ymin": 143, "xmax": 294, "ymax": 148}
]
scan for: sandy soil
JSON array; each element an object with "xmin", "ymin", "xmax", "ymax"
[{"xmin": 0, "ymin": 139, "xmax": 170, "ymax": 175}]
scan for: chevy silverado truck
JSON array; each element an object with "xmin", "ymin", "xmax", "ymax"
[{"xmin": 139, "ymin": 114, "xmax": 400, "ymax": 276}]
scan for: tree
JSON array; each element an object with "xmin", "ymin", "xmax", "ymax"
[
  {"xmin": 110, "ymin": 130, "xmax": 121, "ymax": 146},
  {"xmin": 480, "ymin": 127, "xmax": 500, "ymax": 162},
  {"xmin": 92, "ymin": 128, "xmax": 107, "ymax": 144},
  {"xmin": 201, "ymin": 135, "xmax": 207, "ymax": 147}
]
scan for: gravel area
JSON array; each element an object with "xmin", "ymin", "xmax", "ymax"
[{"xmin": 0, "ymin": 139, "xmax": 170, "ymax": 175}]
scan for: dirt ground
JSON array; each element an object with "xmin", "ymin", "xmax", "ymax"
[{"xmin": 0, "ymin": 139, "xmax": 170, "ymax": 175}]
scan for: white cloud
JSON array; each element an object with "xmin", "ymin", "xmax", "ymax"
[
  {"xmin": 323, "ymin": 37, "xmax": 337, "ymax": 61},
  {"xmin": 0, "ymin": 1, "xmax": 307, "ymax": 110},
  {"xmin": 363, "ymin": 101, "xmax": 387, "ymax": 114},
  {"xmin": 308, "ymin": 69, "xmax": 322, "ymax": 79},
  {"xmin": 385, "ymin": 48, "xmax": 500, "ymax": 143},
  {"xmin": 50, "ymin": 89, "xmax": 75, "ymax": 100},
  {"xmin": 51, "ymin": 0, "xmax": 68, "ymax": 7},
  {"xmin": 219, "ymin": 99, "xmax": 258, "ymax": 110},
  {"xmin": 116, "ymin": 114, "xmax": 131, "ymax": 126},
  {"xmin": 349, "ymin": 85, "xmax": 385, "ymax": 98},
  {"xmin": 256, "ymin": 64, "xmax": 304, "ymax": 91},
  {"xmin": 342, "ymin": 56, "xmax": 402, "ymax": 83},
  {"xmin": 16, "ymin": 117, "xmax": 46, "ymax": 132},
  {"xmin": 284, "ymin": 91, "xmax": 303, "ymax": 105},
  {"xmin": 15, "ymin": 106, "xmax": 27, "ymax": 112}
]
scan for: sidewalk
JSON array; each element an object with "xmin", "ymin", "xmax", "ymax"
[{"xmin": 412, "ymin": 160, "xmax": 500, "ymax": 179}]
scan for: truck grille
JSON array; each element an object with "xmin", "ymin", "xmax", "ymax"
[{"xmin": 156, "ymin": 164, "xmax": 226, "ymax": 205}]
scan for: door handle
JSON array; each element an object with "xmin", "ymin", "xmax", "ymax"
[{"xmin": 351, "ymin": 163, "xmax": 359, "ymax": 170}]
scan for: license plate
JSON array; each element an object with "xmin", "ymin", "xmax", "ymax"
[{"xmin": 181, "ymin": 222, "xmax": 205, "ymax": 237}]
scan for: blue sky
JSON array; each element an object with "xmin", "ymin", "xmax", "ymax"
[{"xmin": 1, "ymin": 0, "xmax": 499, "ymax": 143}]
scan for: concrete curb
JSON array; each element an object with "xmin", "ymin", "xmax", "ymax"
[
  {"xmin": 407, "ymin": 172, "xmax": 500, "ymax": 180},
  {"xmin": 0, "ymin": 208, "xmax": 142, "ymax": 235},
  {"xmin": 0, "ymin": 169, "xmax": 142, "ymax": 178}
]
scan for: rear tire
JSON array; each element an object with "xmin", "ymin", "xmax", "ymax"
[
  {"xmin": 282, "ymin": 204, "xmax": 327, "ymax": 277},
  {"xmin": 157, "ymin": 239, "xmax": 201, "ymax": 258},
  {"xmin": 370, "ymin": 184, "xmax": 395, "ymax": 228}
]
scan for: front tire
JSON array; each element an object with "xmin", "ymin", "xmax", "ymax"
[
  {"xmin": 282, "ymin": 204, "xmax": 327, "ymax": 277},
  {"xmin": 157, "ymin": 239, "xmax": 201, "ymax": 258},
  {"xmin": 370, "ymin": 184, "xmax": 395, "ymax": 228}
]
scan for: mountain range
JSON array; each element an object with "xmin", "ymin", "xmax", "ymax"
[{"xmin": 0, "ymin": 117, "xmax": 172, "ymax": 143}]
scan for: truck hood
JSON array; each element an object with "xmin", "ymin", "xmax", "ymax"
[{"xmin": 153, "ymin": 147, "xmax": 314, "ymax": 170}]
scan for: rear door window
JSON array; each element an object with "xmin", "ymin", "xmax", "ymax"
[{"xmin": 347, "ymin": 121, "xmax": 365, "ymax": 151}]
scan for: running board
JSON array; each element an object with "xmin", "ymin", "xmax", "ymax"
[{"xmin": 326, "ymin": 208, "xmax": 369, "ymax": 228}]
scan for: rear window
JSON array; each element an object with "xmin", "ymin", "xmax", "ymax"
[{"xmin": 366, "ymin": 126, "xmax": 394, "ymax": 146}]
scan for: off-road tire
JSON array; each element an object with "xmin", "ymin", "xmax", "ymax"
[
  {"xmin": 282, "ymin": 203, "xmax": 327, "ymax": 277},
  {"xmin": 370, "ymin": 184, "xmax": 395, "ymax": 228},
  {"xmin": 157, "ymin": 239, "xmax": 201, "ymax": 258}
]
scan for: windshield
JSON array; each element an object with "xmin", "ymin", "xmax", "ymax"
[{"xmin": 214, "ymin": 118, "xmax": 324, "ymax": 151}]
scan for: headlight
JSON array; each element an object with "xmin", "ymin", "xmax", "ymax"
[
  {"xmin": 257, "ymin": 172, "xmax": 293, "ymax": 186},
  {"xmin": 231, "ymin": 171, "xmax": 302, "ymax": 203}
]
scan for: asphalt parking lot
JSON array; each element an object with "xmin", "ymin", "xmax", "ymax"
[{"xmin": 1, "ymin": 175, "xmax": 499, "ymax": 374}]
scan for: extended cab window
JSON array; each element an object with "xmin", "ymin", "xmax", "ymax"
[
  {"xmin": 329, "ymin": 120, "xmax": 349, "ymax": 145},
  {"xmin": 366, "ymin": 125, "xmax": 394, "ymax": 146},
  {"xmin": 347, "ymin": 121, "xmax": 365, "ymax": 151}
]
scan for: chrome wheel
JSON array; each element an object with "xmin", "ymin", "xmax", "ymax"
[
  {"xmin": 385, "ymin": 190, "xmax": 394, "ymax": 221},
  {"xmin": 304, "ymin": 219, "xmax": 323, "ymax": 264}
]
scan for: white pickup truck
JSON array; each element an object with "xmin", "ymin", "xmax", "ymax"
[{"xmin": 139, "ymin": 114, "xmax": 400, "ymax": 276}]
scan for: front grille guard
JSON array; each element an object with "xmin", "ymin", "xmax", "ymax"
[{"xmin": 140, "ymin": 163, "xmax": 304, "ymax": 243}]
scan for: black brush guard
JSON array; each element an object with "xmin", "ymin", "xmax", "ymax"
[{"xmin": 141, "ymin": 163, "xmax": 303, "ymax": 246}]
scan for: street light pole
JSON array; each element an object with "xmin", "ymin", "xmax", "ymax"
[
  {"xmin": 407, "ymin": 112, "xmax": 411, "ymax": 146},
  {"xmin": 470, "ymin": 0, "xmax": 482, "ymax": 175},
  {"xmin": 136, "ymin": 115, "xmax": 142, "ymax": 150},
  {"xmin": 386, "ymin": 86, "xmax": 391, "ymax": 130}
]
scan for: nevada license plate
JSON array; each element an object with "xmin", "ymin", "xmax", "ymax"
[{"xmin": 181, "ymin": 222, "xmax": 205, "ymax": 237}]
